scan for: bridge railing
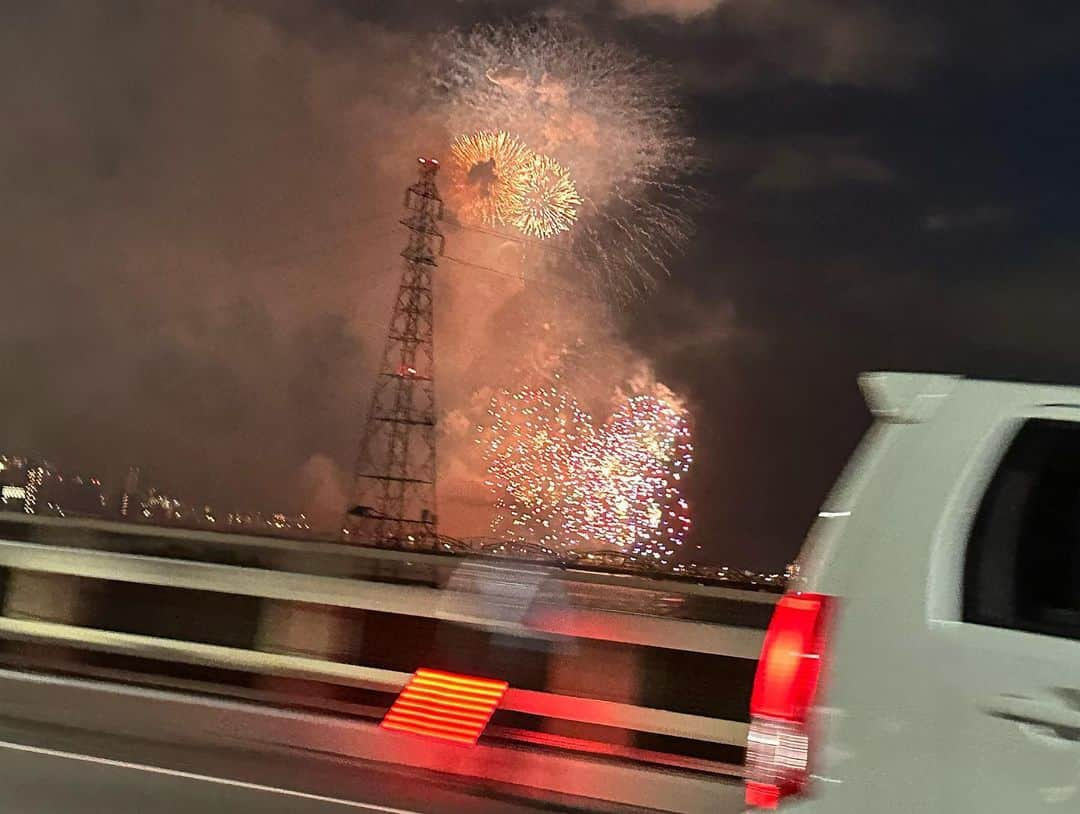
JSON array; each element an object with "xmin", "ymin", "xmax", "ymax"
[
  {"xmin": 0, "ymin": 513, "xmax": 784, "ymax": 610},
  {"xmin": 0, "ymin": 516, "xmax": 773, "ymax": 812}
]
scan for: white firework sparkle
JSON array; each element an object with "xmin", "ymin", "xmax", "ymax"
[{"xmin": 433, "ymin": 19, "xmax": 698, "ymax": 298}]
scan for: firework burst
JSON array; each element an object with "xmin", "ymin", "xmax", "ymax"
[
  {"xmin": 480, "ymin": 385, "xmax": 692, "ymax": 561},
  {"xmin": 590, "ymin": 395, "xmax": 693, "ymax": 560},
  {"xmin": 434, "ymin": 20, "xmax": 697, "ymax": 298},
  {"xmin": 515, "ymin": 153, "xmax": 583, "ymax": 239},
  {"xmin": 481, "ymin": 384, "xmax": 597, "ymax": 550},
  {"xmin": 448, "ymin": 130, "xmax": 534, "ymax": 227}
]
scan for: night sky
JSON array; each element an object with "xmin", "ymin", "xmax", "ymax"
[{"xmin": 4, "ymin": 2, "xmax": 1080, "ymax": 570}]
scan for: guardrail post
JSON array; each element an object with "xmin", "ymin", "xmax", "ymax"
[
  {"xmin": 255, "ymin": 600, "xmax": 355, "ymax": 695},
  {"xmin": 544, "ymin": 640, "xmax": 641, "ymax": 745},
  {"xmin": 4, "ymin": 571, "xmax": 89, "ymax": 623},
  {"xmin": 2, "ymin": 571, "xmax": 93, "ymax": 662}
]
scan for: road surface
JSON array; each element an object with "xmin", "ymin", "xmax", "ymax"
[{"xmin": 0, "ymin": 713, "xmax": 748, "ymax": 813}]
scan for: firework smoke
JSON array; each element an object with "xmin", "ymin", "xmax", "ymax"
[
  {"xmin": 0, "ymin": 4, "xmax": 700, "ymax": 554},
  {"xmin": 434, "ymin": 19, "xmax": 697, "ymax": 298},
  {"xmin": 436, "ymin": 21, "xmax": 700, "ymax": 545}
]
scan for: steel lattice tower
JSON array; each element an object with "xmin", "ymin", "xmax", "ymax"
[{"xmin": 345, "ymin": 158, "xmax": 445, "ymax": 547}]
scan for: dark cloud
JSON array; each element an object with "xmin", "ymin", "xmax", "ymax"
[
  {"xmin": 923, "ymin": 204, "xmax": 1016, "ymax": 232},
  {"xmin": 607, "ymin": 0, "xmax": 940, "ymax": 91},
  {"xmin": 751, "ymin": 142, "xmax": 893, "ymax": 190}
]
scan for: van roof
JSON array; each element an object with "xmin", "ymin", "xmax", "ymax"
[
  {"xmin": 859, "ymin": 372, "xmax": 961, "ymax": 424},
  {"xmin": 860, "ymin": 371, "xmax": 1080, "ymax": 424}
]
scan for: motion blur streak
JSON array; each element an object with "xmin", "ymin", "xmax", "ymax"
[{"xmin": 0, "ymin": 738, "xmax": 419, "ymax": 813}]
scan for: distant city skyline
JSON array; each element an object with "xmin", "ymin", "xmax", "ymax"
[
  {"xmin": 0, "ymin": 450, "xmax": 793, "ymax": 595},
  {"xmin": 0, "ymin": 452, "xmax": 311, "ymax": 535}
]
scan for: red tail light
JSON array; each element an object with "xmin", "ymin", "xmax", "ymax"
[
  {"xmin": 746, "ymin": 593, "xmax": 833, "ymax": 809},
  {"xmin": 381, "ymin": 668, "xmax": 508, "ymax": 745}
]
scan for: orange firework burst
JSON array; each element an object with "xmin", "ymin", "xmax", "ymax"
[
  {"xmin": 514, "ymin": 153, "xmax": 583, "ymax": 239},
  {"xmin": 448, "ymin": 131, "xmax": 533, "ymax": 227}
]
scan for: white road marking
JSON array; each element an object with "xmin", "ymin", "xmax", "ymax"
[{"xmin": 0, "ymin": 737, "xmax": 422, "ymax": 813}]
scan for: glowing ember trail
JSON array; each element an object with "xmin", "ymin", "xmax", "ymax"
[
  {"xmin": 448, "ymin": 130, "xmax": 533, "ymax": 227},
  {"xmin": 515, "ymin": 153, "xmax": 582, "ymax": 239},
  {"xmin": 480, "ymin": 386, "xmax": 692, "ymax": 562}
]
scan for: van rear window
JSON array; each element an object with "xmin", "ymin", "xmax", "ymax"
[{"xmin": 965, "ymin": 419, "xmax": 1080, "ymax": 640}]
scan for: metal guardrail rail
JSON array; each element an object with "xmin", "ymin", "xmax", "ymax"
[
  {"xmin": 0, "ymin": 616, "xmax": 748, "ymax": 747},
  {"xmin": 0, "ymin": 540, "xmax": 765, "ymax": 659},
  {"xmin": 0, "ymin": 513, "xmax": 783, "ymax": 612},
  {"xmin": 0, "ymin": 521, "xmax": 771, "ymax": 810}
]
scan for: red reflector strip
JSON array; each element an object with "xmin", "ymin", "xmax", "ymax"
[{"xmin": 381, "ymin": 669, "xmax": 508, "ymax": 745}]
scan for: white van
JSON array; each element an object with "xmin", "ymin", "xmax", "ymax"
[{"xmin": 745, "ymin": 372, "xmax": 1080, "ymax": 811}]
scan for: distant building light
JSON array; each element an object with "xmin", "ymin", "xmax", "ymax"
[{"xmin": 23, "ymin": 467, "xmax": 44, "ymax": 514}]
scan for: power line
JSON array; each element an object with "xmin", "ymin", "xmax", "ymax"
[
  {"xmin": 219, "ymin": 213, "xmax": 398, "ymax": 270},
  {"xmin": 452, "ymin": 222, "xmax": 576, "ymax": 256},
  {"xmin": 254, "ymin": 225, "xmax": 401, "ymax": 273},
  {"xmin": 441, "ymin": 254, "xmax": 598, "ymax": 301}
]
